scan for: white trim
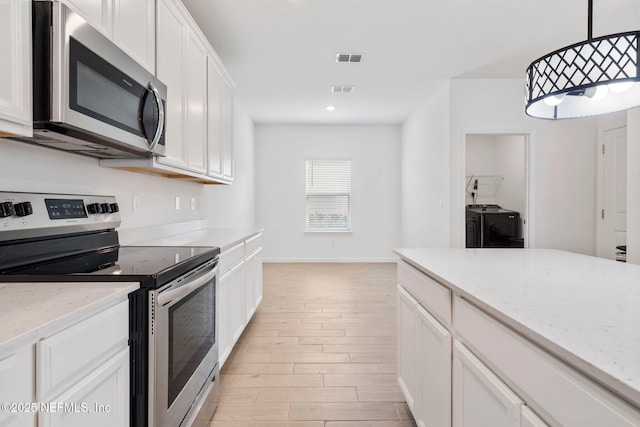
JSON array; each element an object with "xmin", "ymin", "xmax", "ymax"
[
  {"xmin": 460, "ymin": 130, "xmax": 536, "ymax": 249},
  {"xmin": 263, "ymin": 258, "xmax": 398, "ymax": 263}
]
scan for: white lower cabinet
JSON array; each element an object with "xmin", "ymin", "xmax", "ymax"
[
  {"xmin": 38, "ymin": 348, "xmax": 129, "ymax": 427},
  {"xmin": 397, "ymin": 286, "xmax": 419, "ymax": 411},
  {"xmin": 0, "ymin": 346, "xmax": 35, "ymax": 427},
  {"xmin": 397, "ymin": 259, "xmax": 640, "ymax": 427},
  {"xmin": 218, "ymin": 233, "xmax": 263, "ymax": 367},
  {"xmin": 0, "ymin": 299, "xmax": 129, "ymax": 427},
  {"xmin": 453, "ymin": 340, "xmax": 522, "ymax": 427},
  {"xmin": 219, "ymin": 259, "xmax": 245, "ymax": 364},
  {"xmin": 416, "ymin": 302, "xmax": 451, "ymax": 427},
  {"xmin": 244, "ymin": 247, "xmax": 263, "ymax": 322},
  {"xmin": 397, "ymin": 286, "xmax": 451, "ymax": 427}
]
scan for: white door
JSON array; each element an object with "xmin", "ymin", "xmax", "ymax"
[
  {"xmin": 597, "ymin": 127, "xmax": 627, "ymax": 260},
  {"xmin": 453, "ymin": 340, "xmax": 523, "ymax": 427},
  {"xmin": 185, "ymin": 29, "xmax": 208, "ymax": 174},
  {"xmin": 113, "ymin": 0, "xmax": 155, "ymax": 73},
  {"xmin": 521, "ymin": 406, "xmax": 549, "ymax": 427}
]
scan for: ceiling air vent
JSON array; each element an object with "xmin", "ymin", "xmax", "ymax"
[
  {"xmin": 331, "ymin": 85, "xmax": 355, "ymax": 93},
  {"xmin": 336, "ymin": 53, "xmax": 363, "ymax": 63}
]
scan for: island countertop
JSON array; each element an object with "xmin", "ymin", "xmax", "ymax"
[{"xmin": 393, "ymin": 248, "xmax": 640, "ymax": 407}]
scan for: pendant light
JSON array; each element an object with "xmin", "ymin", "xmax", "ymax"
[{"xmin": 525, "ymin": 0, "xmax": 640, "ymax": 119}]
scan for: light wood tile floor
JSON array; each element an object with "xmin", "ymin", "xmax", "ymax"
[{"xmin": 210, "ymin": 263, "xmax": 416, "ymax": 427}]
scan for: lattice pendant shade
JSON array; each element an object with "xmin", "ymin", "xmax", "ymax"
[{"xmin": 525, "ymin": 1, "xmax": 640, "ymax": 120}]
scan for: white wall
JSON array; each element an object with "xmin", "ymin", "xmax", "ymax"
[
  {"xmin": 627, "ymin": 107, "xmax": 640, "ymax": 264},
  {"xmin": 255, "ymin": 124, "xmax": 401, "ymax": 261},
  {"xmin": 203, "ymin": 105, "xmax": 256, "ymax": 228},
  {"xmin": 449, "ymin": 78, "xmax": 598, "ymax": 255},
  {"xmin": 400, "ymin": 81, "xmax": 450, "ymax": 248},
  {"xmin": 0, "ymin": 106, "xmax": 255, "ymax": 232}
]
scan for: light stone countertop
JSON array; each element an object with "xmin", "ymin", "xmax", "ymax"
[
  {"xmin": 133, "ymin": 228, "xmax": 263, "ymax": 252},
  {"xmin": 394, "ymin": 248, "xmax": 640, "ymax": 407},
  {"xmin": 0, "ymin": 282, "xmax": 139, "ymax": 353}
]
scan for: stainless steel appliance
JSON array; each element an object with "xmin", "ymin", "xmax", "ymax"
[
  {"xmin": 0, "ymin": 191, "xmax": 219, "ymax": 427},
  {"xmin": 12, "ymin": 2, "xmax": 166, "ymax": 159},
  {"xmin": 465, "ymin": 204, "xmax": 524, "ymax": 248}
]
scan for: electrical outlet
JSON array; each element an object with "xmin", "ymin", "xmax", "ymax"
[
  {"xmin": 190, "ymin": 197, "xmax": 196, "ymax": 211},
  {"xmin": 175, "ymin": 196, "xmax": 180, "ymax": 210},
  {"xmin": 132, "ymin": 194, "xmax": 141, "ymax": 212}
]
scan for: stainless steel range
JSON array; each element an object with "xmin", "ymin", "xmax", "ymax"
[{"xmin": 0, "ymin": 191, "xmax": 220, "ymax": 427}]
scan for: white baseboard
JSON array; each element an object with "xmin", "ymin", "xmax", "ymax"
[{"xmin": 263, "ymin": 258, "xmax": 399, "ymax": 263}]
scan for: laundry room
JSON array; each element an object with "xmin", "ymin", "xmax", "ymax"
[{"xmin": 465, "ymin": 133, "xmax": 527, "ymax": 248}]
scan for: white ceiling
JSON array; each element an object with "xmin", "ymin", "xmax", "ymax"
[{"xmin": 181, "ymin": 0, "xmax": 640, "ymax": 124}]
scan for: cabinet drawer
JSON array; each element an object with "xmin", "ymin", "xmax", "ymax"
[
  {"xmin": 37, "ymin": 300, "xmax": 129, "ymax": 400},
  {"xmin": 398, "ymin": 260, "xmax": 451, "ymax": 328},
  {"xmin": 244, "ymin": 233, "xmax": 262, "ymax": 255},
  {"xmin": 454, "ymin": 297, "xmax": 640, "ymax": 427},
  {"xmin": 220, "ymin": 242, "xmax": 244, "ymax": 273}
]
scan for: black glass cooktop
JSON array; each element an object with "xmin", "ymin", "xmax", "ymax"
[{"xmin": 0, "ymin": 246, "xmax": 220, "ymax": 288}]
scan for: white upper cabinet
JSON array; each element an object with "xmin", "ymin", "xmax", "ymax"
[
  {"xmin": 0, "ymin": 0, "xmax": 32, "ymax": 137},
  {"xmin": 156, "ymin": 0, "xmax": 208, "ymax": 174},
  {"xmin": 62, "ymin": 0, "xmax": 113, "ymax": 37},
  {"xmin": 113, "ymin": 0, "xmax": 155, "ymax": 73},
  {"xmin": 186, "ymin": 30, "xmax": 208, "ymax": 174},
  {"xmin": 62, "ymin": 0, "xmax": 155, "ymax": 73},
  {"xmin": 156, "ymin": 0, "xmax": 188, "ymax": 170},
  {"xmin": 207, "ymin": 55, "xmax": 235, "ymax": 182}
]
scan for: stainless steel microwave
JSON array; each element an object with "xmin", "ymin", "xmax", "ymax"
[{"xmin": 15, "ymin": 1, "xmax": 166, "ymax": 159}]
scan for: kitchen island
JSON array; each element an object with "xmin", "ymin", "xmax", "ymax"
[{"xmin": 394, "ymin": 248, "xmax": 640, "ymax": 427}]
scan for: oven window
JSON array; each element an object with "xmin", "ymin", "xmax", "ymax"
[{"xmin": 168, "ymin": 278, "xmax": 215, "ymax": 407}]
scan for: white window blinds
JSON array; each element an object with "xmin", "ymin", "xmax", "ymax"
[{"xmin": 305, "ymin": 159, "xmax": 352, "ymax": 231}]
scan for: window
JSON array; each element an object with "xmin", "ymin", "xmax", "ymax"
[{"xmin": 305, "ymin": 159, "xmax": 352, "ymax": 232}]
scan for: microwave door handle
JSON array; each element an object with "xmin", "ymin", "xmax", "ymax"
[
  {"xmin": 147, "ymin": 82, "xmax": 165, "ymax": 151},
  {"xmin": 157, "ymin": 265, "xmax": 217, "ymax": 307}
]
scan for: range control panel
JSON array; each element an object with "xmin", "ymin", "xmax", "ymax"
[{"xmin": 0, "ymin": 192, "xmax": 121, "ymax": 242}]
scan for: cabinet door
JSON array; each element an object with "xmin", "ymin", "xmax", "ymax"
[
  {"xmin": 244, "ymin": 248, "xmax": 263, "ymax": 322},
  {"xmin": 397, "ymin": 286, "xmax": 419, "ymax": 412},
  {"xmin": 62, "ymin": 0, "xmax": 112, "ymax": 37},
  {"xmin": 0, "ymin": 345, "xmax": 35, "ymax": 427},
  {"xmin": 0, "ymin": 0, "xmax": 32, "ymax": 137},
  {"xmin": 112, "ymin": 0, "xmax": 155, "ymax": 73},
  {"xmin": 521, "ymin": 406, "xmax": 549, "ymax": 427},
  {"xmin": 453, "ymin": 340, "xmax": 522, "ymax": 427},
  {"xmin": 206, "ymin": 57, "xmax": 223, "ymax": 178},
  {"xmin": 185, "ymin": 29, "xmax": 208, "ymax": 174},
  {"xmin": 39, "ymin": 348, "xmax": 129, "ymax": 427},
  {"xmin": 220, "ymin": 79, "xmax": 234, "ymax": 181},
  {"xmin": 156, "ymin": 0, "xmax": 188, "ymax": 169},
  {"xmin": 218, "ymin": 262, "xmax": 245, "ymax": 367},
  {"xmin": 416, "ymin": 303, "xmax": 451, "ymax": 427}
]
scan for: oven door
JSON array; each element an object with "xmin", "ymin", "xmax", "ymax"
[{"xmin": 149, "ymin": 259, "xmax": 218, "ymax": 427}]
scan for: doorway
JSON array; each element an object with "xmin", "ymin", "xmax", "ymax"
[
  {"xmin": 463, "ymin": 133, "xmax": 531, "ymax": 248},
  {"xmin": 596, "ymin": 126, "xmax": 627, "ymax": 261}
]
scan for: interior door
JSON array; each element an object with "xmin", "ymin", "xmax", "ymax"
[{"xmin": 597, "ymin": 127, "xmax": 627, "ymax": 260}]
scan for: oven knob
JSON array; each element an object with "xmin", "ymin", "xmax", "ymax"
[
  {"xmin": 14, "ymin": 202, "xmax": 33, "ymax": 217},
  {"xmin": 100, "ymin": 203, "xmax": 111, "ymax": 213},
  {"xmin": 87, "ymin": 203, "xmax": 102, "ymax": 214},
  {"xmin": 109, "ymin": 203, "xmax": 119, "ymax": 213},
  {"xmin": 0, "ymin": 202, "xmax": 14, "ymax": 218}
]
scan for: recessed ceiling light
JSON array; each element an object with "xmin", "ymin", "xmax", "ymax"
[{"xmin": 326, "ymin": 105, "xmax": 336, "ymax": 111}]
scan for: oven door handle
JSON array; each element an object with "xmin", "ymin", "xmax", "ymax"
[{"xmin": 157, "ymin": 265, "xmax": 217, "ymax": 307}]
